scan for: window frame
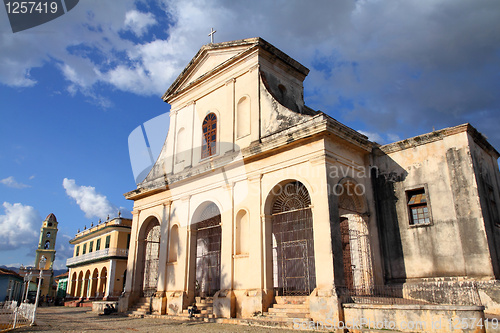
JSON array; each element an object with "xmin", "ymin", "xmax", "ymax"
[
  {"xmin": 82, "ymin": 243, "xmax": 87, "ymax": 255},
  {"xmin": 105, "ymin": 235, "xmax": 110, "ymax": 249},
  {"xmin": 96, "ymin": 238, "xmax": 101, "ymax": 251},
  {"xmin": 405, "ymin": 185, "xmax": 433, "ymax": 227},
  {"xmin": 201, "ymin": 112, "xmax": 217, "ymax": 159},
  {"xmin": 89, "ymin": 241, "xmax": 93, "ymax": 253},
  {"xmin": 75, "ymin": 246, "xmax": 80, "ymax": 257}
]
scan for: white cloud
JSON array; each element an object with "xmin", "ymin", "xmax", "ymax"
[
  {"xmin": 0, "ymin": 202, "xmax": 40, "ymax": 250},
  {"xmin": 0, "ymin": 176, "xmax": 30, "ymax": 189},
  {"xmin": 62, "ymin": 178, "xmax": 117, "ymax": 219},
  {"xmin": 358, "ymin": 130, "xmax": 401, "ymax": 145},
  {"xmin": 0, "ymin": 0, "xmax": 499, "ymax": 147},
  {"xmin": 358, "ymin": 130, "xmax": 384, "ymax": 144},
  {"xmin": 53, "ymin": 240, "xmax": 74, "ymax": 270},
  {"xmin": 124, "ymin": 10, "xmax": 157, "ymax": 37}
]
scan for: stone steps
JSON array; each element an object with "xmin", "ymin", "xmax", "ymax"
[
  {"xmin": 265, "ymin": 296, "xmax": 311, "ymax": 322},
  {"xmin": 275, "ymin": 296, "xmax": 309, "ymax": 305},
  {"xmin": 127, "ymin": 297, "xmax": 151, "ymax": 316},
  {"xmin": 182, "ymin": 297, "xmax": 214, "ymax": 320}
]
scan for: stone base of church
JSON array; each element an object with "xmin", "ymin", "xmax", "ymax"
[
  {"xmin": 166, "ymin": 290, "xmax": 187, "ymax": 315},
  {"xmin": 117, "ymin": 292, "xmax": 131, "ymax": 313},
  {"xmin": 214, "ymin": 290, "xmax": 235, "ymax": 318},
  {"xmin": 152, "ymin": 292, "xmax": 167, "ymax": 315},
  {"xmin": 309, "ymin": 288, "xmax": 343, "ymax": 325},
  {"xmin": 233, "ymin": 289, "xmax": 273, "ymax": 318}
]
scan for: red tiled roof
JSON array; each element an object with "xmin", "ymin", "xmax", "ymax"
[
  {"xmin": 0, "ymin": 267, "xmax": 22, "ymax": 278},
  {"xmin": 55, "ymin": 271, "xmax": 69, "ymax": 279}
]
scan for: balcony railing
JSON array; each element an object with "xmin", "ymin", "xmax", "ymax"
[
  {"xmin": 66, "ymin": 248, "xmax": 128, "ymax": 267},
  {"xmin": 73, "ymin": 218, "xmax": 130, "ymax": 240}
]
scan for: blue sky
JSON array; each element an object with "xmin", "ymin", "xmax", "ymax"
[{"xmin": 1, "ymin": 0, "xmax": 499, "ymax": 269}]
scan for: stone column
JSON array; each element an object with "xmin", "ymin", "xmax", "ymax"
[
  {"xmin": 124, "ymin": 209, "xmax": 140, "ymax": 301},
  {"xmin": 119, "ymin": 208, "xmax": 140, "ymax": 312},
  {"xmin": 214, "ymin": 182, "xmax": 235, "ymax": 318},
  {"xmin": 105, "ymin": 260, "xmax": 116, "ymax": 299},
  {"xmin": 308, "ymin": 154, "xmax": 343, "ymax": 329},
  {"xmin": 156, "ymin": 201, "xmax": 171, "ymax": 293},
  {"xmin": 155, "ymin": 201, "xmax": 171, "ymax": 314}
]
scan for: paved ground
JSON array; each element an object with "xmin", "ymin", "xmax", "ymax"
[{"xmin": 13, "ymin": 306, "xmax": 299, "ymax": 333}]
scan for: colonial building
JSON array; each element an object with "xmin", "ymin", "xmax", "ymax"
[
  {"xmin": 121, "ymin": 38, "xmax": 500, "ymax": 327},
  {"xmin": 19, "ymin": 213, "xmax": 59, "ymax": 300},
  {"xmin": 0, "ymin": 268, "xmax": 23, "ymax": 303},
  {"xmin": 54, "ymin": 272, "xmax": 68, "ymax": 304},
  {"xmin": 66, "ymin": 216, "xmax": 131, "ymax": 301}
]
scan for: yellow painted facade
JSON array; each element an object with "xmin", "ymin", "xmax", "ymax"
[{"xmin": 66, "ymin": 217, "xmax": 131, "ymax": 300}]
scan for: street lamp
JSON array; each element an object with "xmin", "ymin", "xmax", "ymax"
[
  {"xmin": 31, "ymin": 256, "xmax": 46, "ymax": 326},
  {"xmin": 22, "ymin": 271, "xmax": 32, "ymax": 303}
]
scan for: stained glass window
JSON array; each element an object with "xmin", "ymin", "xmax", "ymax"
[{"xmin": 202, "ymin": 113, "xmax": 217, "ymax": 159}]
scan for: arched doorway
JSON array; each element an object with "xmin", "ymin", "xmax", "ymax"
[
  {"xmin": 99, "ymin": 267, "xmax": 107, "ymax": 297},
  {"xmin": 193, "ymin": 203, "xmax": 221, "ymax": 297},
  {"xmin": 83, "ymin": 270, "xmax": 90, "ymax": 299},
  {"xmin": 77, "ymin": 271, "xmax": 83, "ymax": 298},
  {"xmin": 338, "ymin": 179, "xmax": 373, "ymax": 292},
  {"xmin": 141, "ymin": 219, "xmax": 161, "ymax": 297},
  {"xmin": 271, "ymin": 181, "xmax": 316, "ymax": 296},
  {"xmin": 70, "ymin": 272, "xmax": 76, "ymax": 297},
  {"xmin": 90, "ymin": 268, "xmax": 99, "ymax": 298}
]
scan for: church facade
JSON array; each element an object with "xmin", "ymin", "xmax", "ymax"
[{"xmin": 121, "ymin": 38, "xmax": 500, "ymax": 324}]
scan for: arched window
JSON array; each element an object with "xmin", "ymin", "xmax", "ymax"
[
  {"xmin": 176, "ymin": 128, "xmax": 186, "ymax": 164},
  {"xmin": 236, "ymin": 97, "xmax": 250, "ymax": 138},
  {"xmin": 46, "ymin": 232, "xmax": 51, "ymax": 238},
  {"xmin": 168, "ymin": 225, "xmax": 179, "ymax": 262},
  {"xmin": 44, "ymin": 240, "xmax": 50, "ymax": 249},
  {"xmin": 236, "ymin": 210, "xmax": 249, "ymax": 255},
  {"xmin": 202, "ymin": 113, "xmax": 217, "ymax": 159}
]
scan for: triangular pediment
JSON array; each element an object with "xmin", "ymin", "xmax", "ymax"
[
  {"xmin": 163, "ymin": 38, "xmax": 261, "ymax": 101},
  {"xmin": 179, "ymin": 46, "xmax": 250, "ymax": 90}
]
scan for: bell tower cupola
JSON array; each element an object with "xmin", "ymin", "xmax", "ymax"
[{"xmin": 34, "ymin": 213, "xmax": 59, "ymax": 270}]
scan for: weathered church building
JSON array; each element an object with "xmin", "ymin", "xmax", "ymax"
[{"xmin": 120, "ymin": 38, "xmax": 500, "ymax": 329}]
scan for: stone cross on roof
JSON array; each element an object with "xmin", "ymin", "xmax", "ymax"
[{"xmin": 208, "ymin": 28, "xmax": 216, "ymax": 44}]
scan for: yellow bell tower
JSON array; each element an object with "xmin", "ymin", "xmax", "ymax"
[{"xmin": 35, "ymin": 213, "xmax": 58, "ymax": 270}]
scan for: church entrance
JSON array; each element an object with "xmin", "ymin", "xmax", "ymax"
[
  {"xmin": 338, "ymin": 179, "xmax": 373, "ymax": 292},
  {"xmin": 339, "ymin": 214, "xmax": 373, "ymax": 292},
  {"xmin": 194, "ymin": 203, "xmax": 221, "ymax": 297},
  {"xmin": 271, "ymin": 181, "xmax": 316, "ymax": 296},
  {"xmin": 141, "ymin": 220, "xmax": 161, "ymax": 297},
  {"xmin": 340, "ymin": 217, "xmax": 355, "ymax": 290}
]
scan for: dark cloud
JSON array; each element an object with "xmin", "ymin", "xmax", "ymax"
[{"xmin": 1, "ymin": 0, "xmax": 499, "ymax": 151}]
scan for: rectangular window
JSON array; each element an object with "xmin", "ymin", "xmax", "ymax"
[
  {"xmin": 105, "ymin": 235, "xmax": 110, "ymax": 249},
  {"xmin": 82, "ymin": 243, "xmax": 87, "ymax": 255},
  {"xmin": 407, "ymin": 188, "xmax": 431, "ymax": 225},
  {"xmin": 76, "ymin": 246, "xmax": 79, "ymax": 257},
  {"xmin": 96, "ymin": 238, "xmax": 101, "ymax": 251},
  {"xmin": 89, "ymin": 241, "xmax": 93, "ymax": 253},
  {"xmin": 126, "ymin": 234, "xmax": 131, "ymax": 249}
]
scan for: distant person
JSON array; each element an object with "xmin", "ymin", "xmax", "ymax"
[{"xmin": 188, "ymin": 303, "xmax": 198, "ymax": 318}]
